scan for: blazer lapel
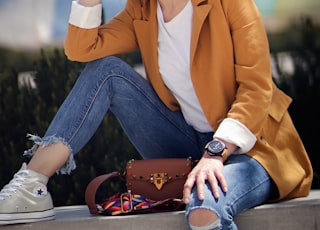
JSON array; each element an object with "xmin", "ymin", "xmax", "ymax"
[
  {"xmin": 190, "ymin": 0, "xmax": 212, "ymax": 63},
  {"xmin": 133, "ymin": 0, "xmax": 159, "ymax": 80}
]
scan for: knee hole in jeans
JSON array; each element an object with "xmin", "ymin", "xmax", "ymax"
[{"xmin": 189, "ymin": 208, "xmax": 219, "ymax": 227}]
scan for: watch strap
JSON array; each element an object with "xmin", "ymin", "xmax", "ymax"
[
  {"xmin": 220, "ymin": 148, "xmax": 228, "ymax": 162},
  {"xmin": 205, "ymin": 141, "xmax": 228, "ymax": 162}
]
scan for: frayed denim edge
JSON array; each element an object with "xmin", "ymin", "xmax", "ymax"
[
  {"xmin": 185, "ymin": 206, "xmax": 222, "ymax": 230},
  {"xmin": 23, "ymin": 134, "xmax": 76, "ymax": 175}
]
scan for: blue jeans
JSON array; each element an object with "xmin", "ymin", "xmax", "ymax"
[
  {"xmin": 24, "ymin": 56, "xmax": 209, "ymax": 172},
  {"xmin": 24, "ymin": 56, "xmax": 276, "ymax": 228},
  {"xmin": 186, "ymin": 154, "xmax": 276, "ymax": 230}
]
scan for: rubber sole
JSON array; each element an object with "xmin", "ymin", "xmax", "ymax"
[{"xmin": 0, "ymin": 208, "xmax": 55, "ymax": 225}]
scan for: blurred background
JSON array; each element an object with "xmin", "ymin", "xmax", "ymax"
[
  {"xmin": 0, "ymin": 0, "xmax": 319, "ymax": 206},
  {"xmin": 0, "ymin": 0, "xmax": 126, "ymax": 49},
  {"xmin": 0, "ymin": 0, "xmax": 319, "ymax": 49}
]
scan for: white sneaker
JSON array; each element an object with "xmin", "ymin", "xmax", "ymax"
[{"xmin": 0, "ymin": 163, "xmax": 55, "ymax": 225}]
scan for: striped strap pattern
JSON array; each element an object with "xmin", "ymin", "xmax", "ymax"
[{"xmin": 97, "ymin": 192, "xmax": 184, "ymax": 216}]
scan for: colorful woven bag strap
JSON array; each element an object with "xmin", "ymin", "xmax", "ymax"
[
  {"xmin": 85, "ymin": 171, "xmax": 185, "ymax": 216},
  {"xmin": 98, "ymin": 192, "xmax": 184, "ymax": 216}
]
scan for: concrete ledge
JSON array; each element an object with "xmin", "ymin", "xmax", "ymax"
[
  {"xmin": 235, "ymin": 190, "xmax": 320, "ymax": 230},
  {"xmin": 3, "ymin": 190, "xmax": 319, "ymax": 230}
]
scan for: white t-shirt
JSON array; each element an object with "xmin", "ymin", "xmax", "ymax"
[{"xmin": 157, "ymin": 0, "xmax": 213, "ymax": 132}]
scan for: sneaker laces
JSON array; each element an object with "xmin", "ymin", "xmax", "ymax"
[{"xmin": 0, "ymin": 168, "xmax": 30, "ymax": 200}]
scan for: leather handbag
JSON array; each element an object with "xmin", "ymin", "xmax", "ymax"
[
  {"xmin": 85, "ymin": 158, "xmax": 195, "ymax": 215},
  {"xmin": 125, "ymin": 158, "xmax": 194, "ymax": 200}
]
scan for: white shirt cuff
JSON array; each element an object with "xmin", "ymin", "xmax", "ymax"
[
  {"xmin": 213, "ymin": 118, "xmax": 257, "ymax": 154},
  {"xmin": 69, "ymin": 1, "xmax": 102, "ymax": 29}
]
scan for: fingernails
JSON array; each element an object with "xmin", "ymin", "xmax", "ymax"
[
  {"xmin": 215, "ymin": 193, "xmax": 220, "ymax": 198},
  {"xmin": 224, "ymin": 186, "xmax": 228, "ymax": 192}
]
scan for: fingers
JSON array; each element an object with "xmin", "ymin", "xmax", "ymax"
[
  {"xmin": 78, "ymin": 0, "xmax": 101, "ymax": 7},
  {"xmin": 183, "ymin": 173, "xmax": 196, "ymax": 204},
  {"xmin": 196, "ymin": 170, "xmax": 207, "ymax": 200},
  {"xmin": 183, "ymin": 163, "xmax": 228, "ymax": 204},
  {"xmin": 215, "ymin": 170, "xmax": 228, "ymax": 193},
  {"xmin": 206, "ymin": 170, "xmax": 220, "ymax": 199}
]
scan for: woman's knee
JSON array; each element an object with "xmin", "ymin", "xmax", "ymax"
[
  {"xmin": 186, "ymin": 184, "xmax": 235, "ymax": 229},
  {"xmin": 188, "ymin": 208, "xmax": 221, "ymax": 229},
  {"xmin": 88, "ymin": 55, "xmax": 123, "ymax": 67},
  {"xmin": 82, "ymin": 56, "xmax": 124, "ymax": 77}
]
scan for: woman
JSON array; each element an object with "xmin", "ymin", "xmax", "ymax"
[{"xmin": 0, "ymin": 0, "xmax": 313, "ymax": 229}]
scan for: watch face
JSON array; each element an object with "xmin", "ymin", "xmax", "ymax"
[{"xmin": 208, "ymin": 140, "xmax": 225, "ymax": 153}]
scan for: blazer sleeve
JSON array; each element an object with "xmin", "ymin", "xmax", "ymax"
[{"xmin": 64, "ymin": 0, "xmax": 140, "ymax": 62}]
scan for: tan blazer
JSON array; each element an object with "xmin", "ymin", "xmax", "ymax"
[{"xmin": 65, "ymin": 0, "xmax": 313, "ymax": 200}]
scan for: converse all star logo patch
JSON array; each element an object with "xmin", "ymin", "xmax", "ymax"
[{"xmin": 33, "ymin": 183, "xmax": 48, "ymax": 197}]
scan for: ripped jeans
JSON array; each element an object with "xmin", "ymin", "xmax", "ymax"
[
  {"xmin": 186, "ymin": 154, "xmax": 277, "ymax": 230},
  {"xmin": 24, "ymin": 56, "xmax": 208, "ymax": 173},
  {"xmin": 24, "ymin": 56, "xmax": 276, "ymax": 229}
]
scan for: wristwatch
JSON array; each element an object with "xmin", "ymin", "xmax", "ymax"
[{"xmin": 205, "ymin": 140, "xmax": 228, "ymax": 162}]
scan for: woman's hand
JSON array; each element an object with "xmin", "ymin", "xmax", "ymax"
[
  {"xmin": 183, "ymin": 153, "xmax": 228, "ymax": 204},
  {"xmin": 78, "ymin": 0, "xmax": 101, "ymax": 7}
]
